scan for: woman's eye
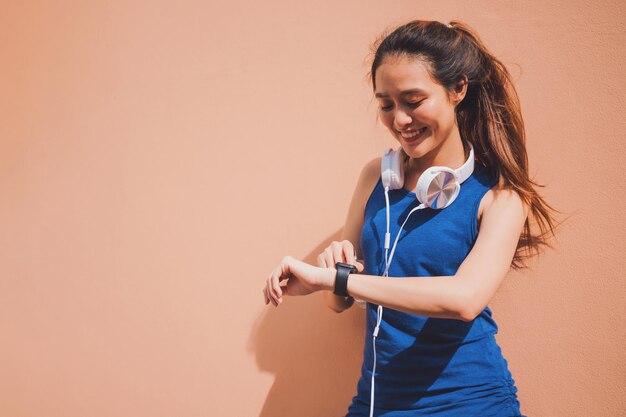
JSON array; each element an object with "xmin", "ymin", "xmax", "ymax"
[
  {"xmin": 407, "ymin": 99, "xmax": 425, "ymax": 107},
  {"xmin": 379, "ymin": 100, "xmax": 424, "ymax": 112}
]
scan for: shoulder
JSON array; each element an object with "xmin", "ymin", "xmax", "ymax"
[
  {"xmin": 339, "ymin": 156, "xmax": 382, "ymax": 254},
  {"xmin": 354, "ymin": 156, "xmax": 382, "ymax": 210},
  {"xmin": 360, "ymin": 156, "xmax": 382, "ymax": 192},
  {"xmin": 361, "ymin": 156, "xmax": 381, "ymax": 184},
  {"xmin": 478, "ymin": 182, "xmax": 529, "ymax": 229}
]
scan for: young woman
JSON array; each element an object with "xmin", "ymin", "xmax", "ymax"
[{"xmin": 262, "ymin": 19, "xmax": 561, "ymax": 417}]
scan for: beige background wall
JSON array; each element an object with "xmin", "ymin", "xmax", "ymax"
[{"xmin": 1, "ymin": 1, "xmax": 624, "ymax": 416}]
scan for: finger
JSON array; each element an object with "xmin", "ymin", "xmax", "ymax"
[
  {"xmin": 267, "ymin": 274, "xmax": 278, "ymax": 306},
  {"xmin": 342, "ymin": 241, "xmax": 364, "ymax": 272},
  {"xmin": 332, "ymin": 241, "xmax": 345, "ymax": 264},
  {"xmin": 272, "ymin": 267, "xmax": 283, "ymax": 303},
  {"xmin": 263, "ymin": 284, "xmax": 272, "ymax": 305},
  {"xmin": 316, "ymin": 253, "xmax": 327, "ymax": 268},
  {"xmin": 342, "ymin": 241, "xmax": 356, "ymax": 265},
  {"xmin": 351, "ymin": 250, "xmax": 365, "ymax": 273},
  {"xmin": 323, "ymin": 247, "xmax": 335, "ymax": 270},
  {"xmin": 265, "ymin": 282, "xmax": 275, "ymax": 306}
]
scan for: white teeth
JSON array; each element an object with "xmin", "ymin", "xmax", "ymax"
[{"xmin": 400, "ymin": 127, "xmax": 426, "ymax": 138}]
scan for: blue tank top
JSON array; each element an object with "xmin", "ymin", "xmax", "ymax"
[{"xmin": 345, "ymin": 163, "xmax": 525, "ymax": 417}]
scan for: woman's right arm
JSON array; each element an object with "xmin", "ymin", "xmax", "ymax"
[{"xmin": 321, "ymin": 157, "xmax": 381, "ymax": 313}]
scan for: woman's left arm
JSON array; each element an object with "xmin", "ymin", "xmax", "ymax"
[
  {"xmin": 453, "ymin": 187, "xmax": 529, "ymax": 320},
  {"xmin": 327, "ymin": 187, "xmax": 529, "ymax": 321},
  {"xmin": 266, "ymin": 188, "xmax": 528, "ymax": 322}
]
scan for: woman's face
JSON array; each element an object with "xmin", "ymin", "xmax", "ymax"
[{"xmin": 374, "ymin": 55, "xmax": 463, "ymax": 161}]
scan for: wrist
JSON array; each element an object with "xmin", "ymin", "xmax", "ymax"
[
  {"xmin": 326, "ymin": 267, "xmax": 353, "ymax": 302},
  {"xmin": 331, "ymin": 262, "xmax": 358, "ymax": 298},
  {"xmin": 322, "ymin": 267, "xmax": 336, "ymax": 291}
]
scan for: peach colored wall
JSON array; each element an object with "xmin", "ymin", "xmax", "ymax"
[{"xmin": 1, "ymin": 1, "xmax": 624, "ymax": 416}]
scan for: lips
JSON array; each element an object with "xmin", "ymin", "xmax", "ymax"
[{"xmin": 400, "ymin": 126, "xmax": 428, "ymax": 143}]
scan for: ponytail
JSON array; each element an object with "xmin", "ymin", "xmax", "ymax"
[{"xmin": 368, "ymin": 19, "xmax": 568, "ymax": 269}]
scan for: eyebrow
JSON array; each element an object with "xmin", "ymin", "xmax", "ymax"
[{"xmin": 375, "ymin": 88, "xmax": 427, "ymax": 98}]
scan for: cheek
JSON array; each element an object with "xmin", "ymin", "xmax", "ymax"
[
  {"xmin": 415, "ymin": 102, "xmax": 437, "ymax": 120},
  {"xmin": 379, "ymin": 112, "xmax": 394, "ymax": 129},
  {"xmin": 415, "ymin": 104, "xmax": 444, "ymax": 131}
]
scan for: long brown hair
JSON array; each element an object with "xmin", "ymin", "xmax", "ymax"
[{"xmin": 367, "ymin": 19, "xmax": 568, "ymax": 270}]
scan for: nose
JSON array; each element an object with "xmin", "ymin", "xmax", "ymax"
[{"xmin": 393, "ymin": 108, "xmax": 412, "ymax": 130}]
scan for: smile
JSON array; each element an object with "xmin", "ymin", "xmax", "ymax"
[{"xmin": 400, "ymin": 126, "xmax": 428, "ymax": 142}]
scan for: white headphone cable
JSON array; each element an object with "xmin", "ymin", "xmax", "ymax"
[
  {"xmin": 369, "ymin": 304, "xmax": 383, "ymax": 417},
  {"xmin": 369, "ymin": 197, "xmax": 426, "ymax": 417},
  {"xmin": 383, "ymin": 186, "xmax": 391, "ymax": 268},
  {"xmin": 382, "ymin": 204, "xmax": 426, "ymax": 277},
  {"xmin": 370, "ymin": 184, "xmax": 389, "ymax": 417}
]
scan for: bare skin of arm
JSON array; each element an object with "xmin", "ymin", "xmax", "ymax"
[
  {"xmin": 317, "ymin": 185, "xmax": 529, "ymax": 321},
  {"xmin": 265, "ymin": 179, "xmax": 528, "ymax": 322},
  {"xmin": 321, "ymin": 157, "xmax": 381, "ymax": 313}
]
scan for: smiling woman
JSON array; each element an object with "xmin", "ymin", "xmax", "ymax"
[
  {"xmin": 373, "ymin": 57, "xmax": 466, "ymax": 174},
  {"xmin": 264, "ymin": 18, "xmax": 564, "ymax": 417}
]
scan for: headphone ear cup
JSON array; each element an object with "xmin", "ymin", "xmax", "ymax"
[
  {"xmin": 415, "ymin": 167, "xmax": 461, "ymax": 209},
  {"xmin": 381, "ymin": 148, "xmax": 405, "ymax": 190},
  {"xmin": 415, "ymin": 167, "xmax": 435, "ymax": 205}
]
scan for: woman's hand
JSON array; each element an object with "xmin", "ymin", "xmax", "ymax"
[
  {"xmin": 316, "ymin": 240, "xmax": 364, "ymax": 273},
  {"xmin": 263, "ymin": 256, "xmax": 333, "ymax": 307}
]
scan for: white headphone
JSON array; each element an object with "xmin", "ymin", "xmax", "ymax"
[
  {"xmin": 382, "ymin": 143, "xmax": 475, "ymax": 209},
  {"xmin": 381, "ymin": 143, "xmax": 475, "ymax": 274},
  {"xmin": 365, "ymin": 143, "xmax": 475, "ymax": 417}
]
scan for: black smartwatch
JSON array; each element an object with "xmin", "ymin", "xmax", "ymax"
[{"xmin": 333, "ymin": 262, "xmax": 358, "ymax": 297}]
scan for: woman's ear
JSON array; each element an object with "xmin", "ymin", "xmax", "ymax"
[{"xmin": 450, "ymin": 75, "xmax": 468, "ymax": 106}]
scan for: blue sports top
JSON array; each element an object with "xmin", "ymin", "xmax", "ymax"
[{"xmin": 345, "ymin": 163, "xmax": 524, "ymax": 417}]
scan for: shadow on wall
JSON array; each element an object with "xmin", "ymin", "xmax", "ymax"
[{"xmin": 248, "ymin": 229, "xmax": 367, "ymax": 417}]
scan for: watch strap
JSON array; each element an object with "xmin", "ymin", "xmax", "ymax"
[{"xmin": 333, "ymin": 262, "xmax": 357, "ymax": 297}]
